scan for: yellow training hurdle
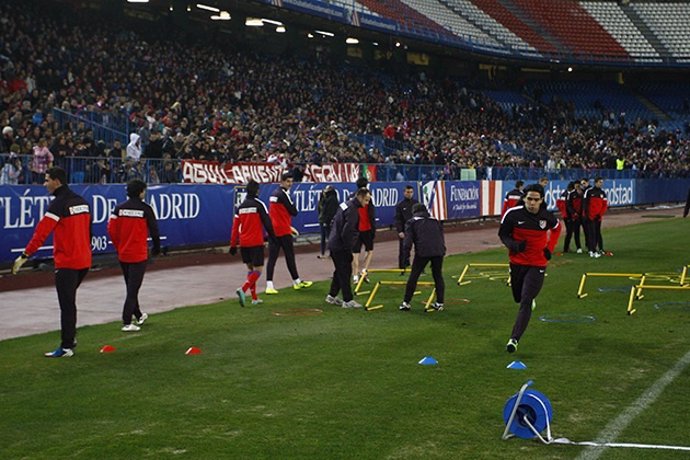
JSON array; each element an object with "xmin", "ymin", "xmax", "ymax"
[
  {"xmin": 354, "ymin": 268, "xmax": 411, "ymax": 296},
  {"xmin": 364, "ymin": 280, "xmax": 436, "ymax": 312},
  {"xmin": 456, "ymin": 263, "xmax": 510, "ymax": 286}
]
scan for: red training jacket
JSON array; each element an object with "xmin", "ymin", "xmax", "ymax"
[
  {"xmin": 25, "ymin": 185, "xmax": 92, "ymax": 269},
  {"xmin": 501, "ymin": 188, "xmax": 524, "ymax": 217},
  {"xmin": 231, "ymin": 195, "xmax": 275, "ymax": 248},
  {"xmin": 556, "ymin": 189, "xmax": 568, "ymax": 216},
  {"xmin": 499, "ymin": 205, "xmax": 561, "ymax": 267},
  {"xmin": 269, "ymin": 186, "xmax": 297, "ymax": 237},
  {"xmin": 583, "ymin": 187, "xmax": 608, "ymax": 220},
  {"xmin": 108, "ymin": 197, "xmax": 160, "ymax": 263}
]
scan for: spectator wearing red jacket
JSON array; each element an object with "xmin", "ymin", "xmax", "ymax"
[
  {"xmin": 12, "ymin": 167, "xmax": 92, "ymax": 358},
  {"xmin": 583, "ymin": 177, "xmax": 608, "ymax": 258},
  {"xmin": 499, "ymin": 184, "xmax": 561, "ymax": 353},
  {"xmin": 108, "ymin": 179, "xmax": 160, "ymax": 331},
  {"xmin": 230, "ymin": 180, "xmax": 276, "ymax": 306}
]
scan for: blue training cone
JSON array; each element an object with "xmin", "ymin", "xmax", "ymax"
[
  {"xmin": 507, "ymin": 360, "xmax": 527, "ymax": 370},
  {"xmin": 418, "ymin": 356, "xmax": 438, "ymax": 365}
]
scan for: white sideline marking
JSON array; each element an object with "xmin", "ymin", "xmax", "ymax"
[{"xmin": 576, "ymin": 348, "xmax": 690, "ymax": 459}]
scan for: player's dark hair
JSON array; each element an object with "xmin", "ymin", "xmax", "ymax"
[
  {"xmin": 355, "ymin": 187, "xmax": 370, "ymax": 198},
  {"xmin": 280, "ymin": 172, "xmax": 293, "ymax": 182},
  {"xmin": 46, "ymin": 167, "xmax": 67, "ymax": 185},
  {"xmin": 126, "ymin": 179, "xmax": 147, "ymax": 198},
  {"xmin": 524, "ymin": 183, "xmax": 545, "ymax": 198},
  {"xmin": 246, "ymin": 179, "xmax": 259, "ymax": 197}
]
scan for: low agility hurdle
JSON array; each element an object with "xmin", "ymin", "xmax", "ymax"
[
  {"xmin": 577, "ymin": 270, "xmax": 688, "ymax": 300},
  {"xmin": 364, "ymin": 280, "xmax": 436, "ymax": 311},
  {"xmin": 576, "ymin": 273, "xmax": 644, "ymax": 299},
  {"xmin": 354, "ymin": 268, "xmax": 411, "ymax": 296},
  {"xmin": 457, "ymin": 263, "xmax": 509, "ymax": 286},
  {"xmin": 627, "ymin": 276, "xmax": 690, "ymax": 315}
]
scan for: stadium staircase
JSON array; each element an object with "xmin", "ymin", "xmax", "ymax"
[
  {"xmin": 633, "ymin": 94, "xmax": 669, "ymax": 121},
  {"xmin": 618, "ymin": 3, "xmax": 672, "ymax": 59}
]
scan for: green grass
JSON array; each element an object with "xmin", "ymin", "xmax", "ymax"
[{"xmin": 2, "ymin": 219, "xmax": 690, "ymax": 459}]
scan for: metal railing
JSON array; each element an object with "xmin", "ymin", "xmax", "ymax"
[
  {"xmin": 2, "ymin": 153, "xmax": 677, "ymax": 186},
  {"xmin": 0, "ymin": 154, "xmax": 181, "ymax": 185}
]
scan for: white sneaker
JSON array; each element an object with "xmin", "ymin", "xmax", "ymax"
[
  {"xmin": 576, "ymin": 248, "xmax": 583, "ymax": 254},
  {"xmin": 325, "ymin": 295, "xmax": 343, "ymax": 306},
  {"xmin": 594, "ymin": 252, "xmax": 601, "ymax": 258},
  {"xmin": 251, "ymin": 299, "xmax": 263, "ymax": 305},
  {"xmin": 399, "ymin": 301, "xmax": 411, "ymax": 311},
  {"xmin": 342, "ymin": 300, "xmax": 362, "ymax": 309},
  {"xmin": 136, "ymin": 313, "xmax": 148, "ymax": 325},
  {"xmin": 352, "ymin": 275, "xmax": 359, "ymax": 284},
  {"xmin": 589, "ymin": 251, "xmax": 595, "ymax": 258},
  {"xmin": 121, "ymin": 324, "xmax": 141, "ymax": 332}
]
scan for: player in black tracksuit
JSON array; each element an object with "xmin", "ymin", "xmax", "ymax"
[
  {"xmin": 499, "ymin": 184, "xmax": 561, "ymax": 353},
  {"xmin": 326, "ymin": 188, "xmax": 371, "ymax": 308},
  {"xmin": 399, "ymin": 203, "xmax": 445, "ymax": 312},
  {"xmin": 394, "ymin": 185, "xmax": 418, "ymax": 271}
]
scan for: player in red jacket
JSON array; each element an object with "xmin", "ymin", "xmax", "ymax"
[
  {"xmin": 264, "ymin": 172, "xmax": 312, "ymax": 294},
  {"xmin": 12, "ymin": 167, "xmax": 92, "ymax": 358},
  {"xmin": 108, "ymin": 179, "xmax": 160, "ymax": 332},
  {"xmin": 501, "ymin": 180, "xmax": 524, "ymax": 217},
  {"xmin": 583, "ymin": 177, "xmax": 608, "ymax": 258},
  {"xmin": 230, "ymin": 180, "xmax": 276, "ymax": 306},
  {"xmin": 499, "ymin": 183, "xmax": 561, "ymax": 353}
]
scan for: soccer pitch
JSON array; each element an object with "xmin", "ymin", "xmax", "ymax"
[{"xmin": 1, "ymin": 219, "xmax": 690, "ymax": 459}]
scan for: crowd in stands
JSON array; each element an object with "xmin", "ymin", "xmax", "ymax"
[{"xmin": 1, "ymin": 0, "xmax": 688, "ymax": 185}]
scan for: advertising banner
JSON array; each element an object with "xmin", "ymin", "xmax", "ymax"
[
  {"xmin": 0, "ymin": 184, "xmax": 234, "ymax": 264},
  {"xmin": 446, "ymin": 181, "xmax": 482, "ymax": 220}
]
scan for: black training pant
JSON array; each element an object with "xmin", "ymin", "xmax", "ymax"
[
  {"xmin": 582, "ymin": 218, "xmax": 590, "ymax": 250},
  {"xmin": 266, "ymin": 235, "xmax": 299, "ymax": 281},
  {"xmin": 404, "ymin": 255, "xmax": 445, "ymax": 304},
  {"xmin": 508, "ymin": 264, "xmax": 545, "ymax": 342},
  {"xmin": 120, "ymin": 261, "xmax": 147, "ymax": 325},
  {"xmin": 329, "ymin": 249, "xmax": 354, "ymax": 302},
  {"xmin": 563, "ymin": 218, "xmax": 582, "ymax": 252},
  {"xmin": 55, "ymin": 268, "xmax": 88, "ymax": 349},
  {"xmin": 398, "ymin": 238, "xmax": 410, "ymax": 269},
  {"xmin": 585, "ymin": 218, "xmax": 603, "ymax": 252},
  {"xmin": 319, "ymin": 223, "xmax": 331, "ymax": 256}
]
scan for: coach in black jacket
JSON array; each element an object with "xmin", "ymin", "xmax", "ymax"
[
  {"xmin": 325, "ymin": 188, "xmax": 371, "ymax": 308},
  {"xmin": 394, "ymin": 185, "xmax": 418, "ymax": 270},
  {"xmin": 399, "ymin": 203, "xmax": 446, "ymax": 312}
]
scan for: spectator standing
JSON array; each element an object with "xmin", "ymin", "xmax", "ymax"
[
  {"xmin": 0, "ymin": 153, "xmax": 22, "ymax": 185},
  {"xmin": 325, "ymin": 187, "xmax": 371, "ymax": 309},
  {"xmin": 317, "ymin": 185, "xmax": 338, "ymax": 259},
  {"xmin": 126, "ymin": 133, "xmax": 142, "ymax": 160},
  {"xmin": 394, "ymin": 185, "xmax": 418, "ymax": 272},
  {"xmin": 107, "ymin": 179, "xmax": 160, "ymax": 331},
  {"xmin": 229, "ymin": 180, "xmax": 275, "ymax": 306},
  {"xmin": 583, "ymin": 177, "xmax": 608, "ymax": 257},
  {"xmin": 12, "ymin": 167, "xmax": 92, "ymax": 357},
  {"xmin": 398, "ymin": 203, "xmax": 445, "ymax": 312},
  {"xmin": 499, "ymin": 184, "xmax": 561, "ymax": 353},
  {"xmin": 30, "ymin": 138, "xmax": 54, "ymax": 184},
  {"xmin": 265, "ymin": 172, "xmax": 312, "ymax": 294}
]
